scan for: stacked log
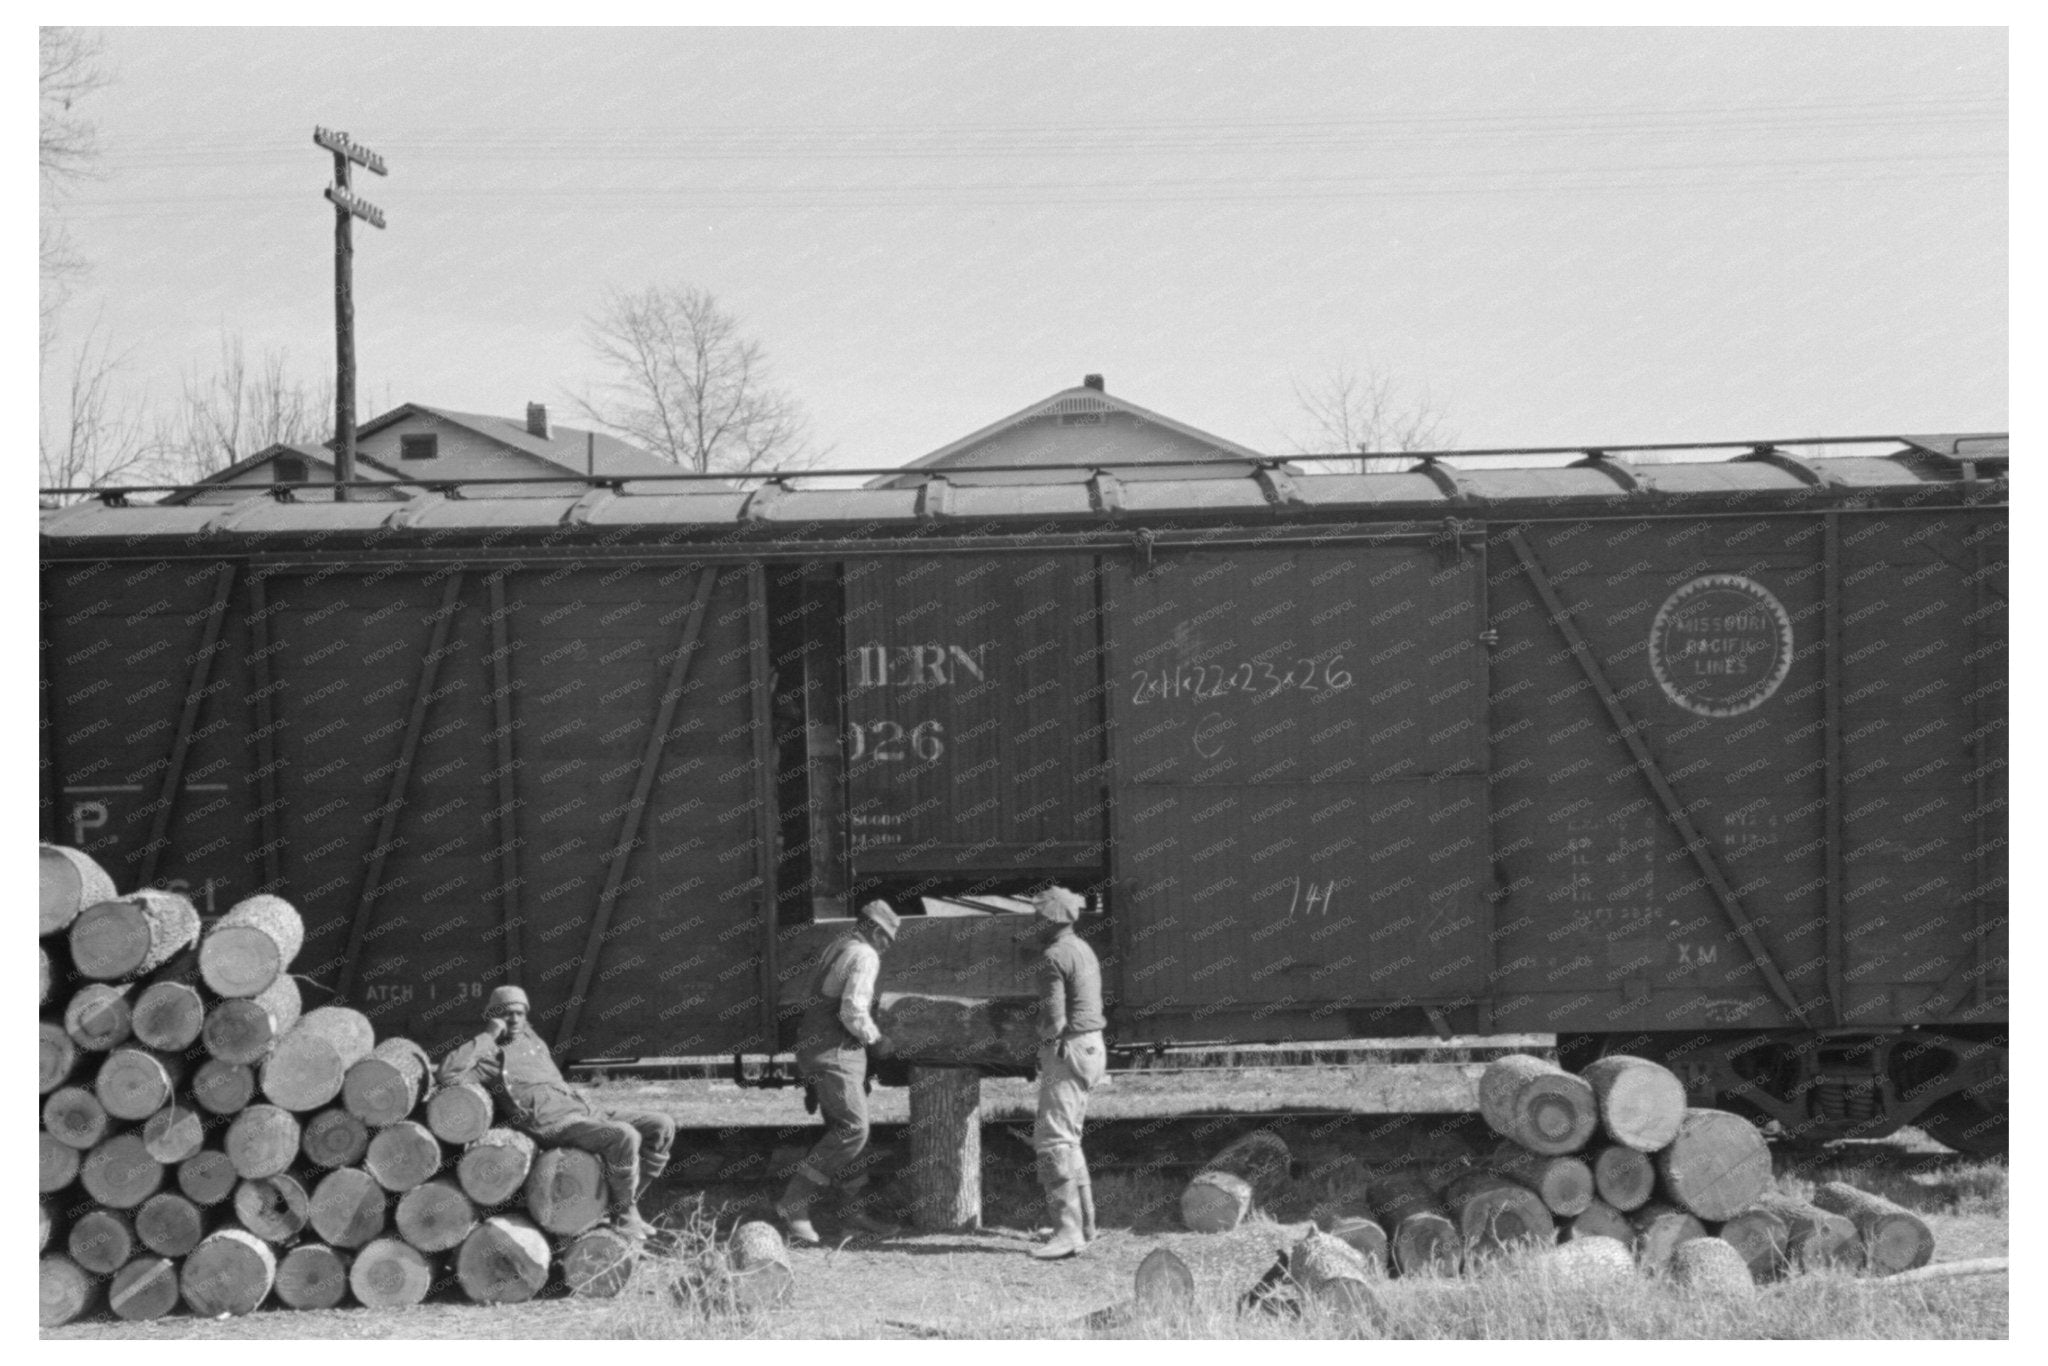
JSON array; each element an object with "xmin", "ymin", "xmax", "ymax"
[
  {"xmin": 1375, "ymin": 1168, "xmax": 1461, "ymax": 1276},
  {"xmin": 1757, "ymin": 1194, "xmax": 1865, "ymax": 1272},
  {"xmin": 1180, "ymin": 1128, "xmax": 1290, "ymax": 1233},
  {"xmin": 199, "ymin": 895, "xmax": 304, "ymax": 998},
  {"xmin": 1478, "ymin": 1054, "xmax": 1598, "ymax": 1155},
  {"xmin": 1811, "ymin": 1180, "xmax": 1935, "ymax": 1275}
]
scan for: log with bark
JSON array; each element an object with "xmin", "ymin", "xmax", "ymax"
[
  {"xmin": 1287, "ymin": 1229, "xmax": 1382, "ymax": 1324},
  {"xmin": 225, "ymin": 1103, "xmax": 302, "ymax": 1180},
  {"xmin": 199, "ymin": 894, "xmax": 304, "ymax": 998},
  {"xmin": 343, "ymin": 1037, "xmax": 434, "ymax": 1128},
  {"xmin": 348, "ymin": 1237, "xmax": 437, "ymax": 1308},
  {"xmin": 310, "ymin": 1167, "xmax": 389, "ymax": 1249},
  {"xmin": 43, "ymin": 1085, "xmax": 110, "ymax": 1150},
  {"xmin": 874, "ymin": 990, "xmax": 1039, "ymax": 1069},
  {"xmin": 1629, "ymin": 1201, "xmax": 1709, "ymax": 1272},
  {"xmin": 235, "ymin": 1173, "xmax": 313, "ymax": 1243},
  {"xmin": 425, "ymin": 1080, "xmax": 494, "ymax": 1145},
  {"xmin": 526, "ymin": 1146, "xmax": 608, "ymax": 1236},
  {"xmin": 1756, "ymin": 1195, "xmax": 1864, "ymax": 1272},
  {"xmin": 458, "ymin": 1127, "xmax": 538, "ymax": 1207},
  {"xmin": 260, "ymin": 1006, "xmax": 376, "ymax": 1112},
  {"xmin": 1563, "ymin": 1199, "xmax": 1636, "ymax": 1247},
  {"xmin": 81, "ymin": 1133, "xmax": 164, "ymax": 1209},
  {"xmin": 109, "ymin": 1255, "xmax": 182, "ymax": 1322},
  {"xmin": 1375, "ymin": 1168, "xmax": 1461, "ymax": 1276},
  {"xmin": 135, "ymin": 1191, "xmax": 206, "ymax": 1258},
  {"xmin": 40, "ymin": 1254, "xmax": 99, "ymax": 1328},
  {"xmin": 1811, "ymin": 1180, "xmax": 1935, "ymax": 1275},
  {"xmin": 456, "ymin": 1214, "xmax": 552, "ymax": 1304},
  {"xmin": 69, "ymin": 890, "xmax": 201, "ymax": 982},
  {"xmin": 40, "ymin": 1021, "xmax": 79, "ymax": 1095},
  {"xmin": 40, "ymin": 1200, "xmax": 53, "ymax": 1252},
  {"xmin": 95, "ymin": 1046, "xmax": 182, "ymax": 1121},
  {"xmin": 1319, "ymin": 1213, "xmax": 1390, "ymax": 1272},
  {"xmin": 181, "ymin": 1226, "xmax": 278, "ymax": 1316},
  {"xmin": 1579, "ymin": 1055, "xmax": 1688, "ymax": 1151},
  {"xmin": 562, "ymin": 1225, "xmax": 637, "ymax": 1297},
  {"xmin": 141, "ymin": 1103, "xmax": 205, "ymax": 1165},
  {"xmin": 40, "ymin": 844, "xmax": 117, "ymax": 937},
  {"xmin": 276, "ymin": 1244, "xmax": 351, "ymax": 1310},
  {"xmin": 202, "ymin": 976, "xmax": 304, "ymax": 1065},
  {"xmin": 193, "ymin": 1059, "xmax": 258, "ymax": 1115},
  {"xmin": 1181, "ymin": 1128, "xmax": 1289, "ymax": 1233},
  {"xmin": 1590, "ymin": 1143, "xmax": 1656, "ymax": 1212},
  {"xmin": 728, "ymin": 1219, "xmax": 796, "ymax": 1311},
  {"xmin": 1712, "ymin": 1206, "xmax": 1789, "ymax": 1283},
  {"xmin": 1542, "ymin": 1234, "xmax": 1638, "ymax": 1287},
  {"xmin": 365, "ymin": 1119, "xmax": 443, "ymax": 1193},
  {"xmin": 63, "ymin": 982, "xmax": 135, "ymax": 1052},
  {"xmin": 1447, "ymin": 1170, "xmax": 1556, "ymax": 1259},
  {"xmin": 1489, "ymin": 1146, "xmax": 1595, "ymax": 1216},
  {"xmin": 1668, "ymin": 1236, "xmax": 1758, "ymax": 1298},
  {"xmin": 302, "ymin": 1107, "xmax": 371, "ymax": 1169},
  {"xmin": 908, "ymin": 1065, "xmax": 982, "ymax": 1231},
  {"xmin": 397, "ymin": 1177, "xmax": 478, "ymax": 1254},
  {"xmin": 40, "ymin": 1130, "xmax": 82, "ymax": 1193},
  {"xmin": 1654, "ymin": 1109, "xmax": 1772, "ymax": 1222},
  {"xmin": 177, "ymin": 1150, "xmax": 239, "ymax": 1207},
  {"xmin": 1477, "ymin": 1054, "xmax": 1597, "ymax": 1155},
  {"xmin": 68, "ymin": 1207, "xmax": 137, "ymax": 1275}
]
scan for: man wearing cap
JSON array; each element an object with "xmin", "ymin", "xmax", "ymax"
[
  {"xmin": 1027, "ymin": 885, "xmax": 1105, "ymax": 1260},
  {"xmin": 437, "ymin": 985, "xmax": 674, "ymax": 1240},
  {"xmin": 776, "ymin": 898, "xmax": 902, "ymax": 1245}
]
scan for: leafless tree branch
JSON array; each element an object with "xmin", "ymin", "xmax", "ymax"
[{"xmin": 1285, "ymin": 362, "xmax": 1453, "ymax": 473}]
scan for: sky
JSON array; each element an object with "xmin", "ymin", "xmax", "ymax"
[{"xmin": 40, "ymin": 26, "xmax": 2008, "ymax": 474}]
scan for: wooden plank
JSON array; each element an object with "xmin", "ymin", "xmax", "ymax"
[
  {"xmin": 247, "ymin": 571, "xmax": 284, "ymax": 890},
  {"xmin": 336, "ymin": 573, "xmax": 464, "ymax": 999},
  {"xmin": 1507, "ymin": 530, "xmax": 1813, "ymax": 1028},
  {"xmin": 552, "ymin": 567, "xmax": 718, "ymax": 1058},
  {"xmin": 747, "ymin": 562, "xmax": 780, "ymax": 1048},
  {"xmin": 138, "ymin": 563, "xmax": 237, "ymax": 887},
  {"xmin": 486, "ymin": 573, "xmax": 523, "ymax": 985}
]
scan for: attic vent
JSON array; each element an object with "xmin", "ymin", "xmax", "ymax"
[
  {"xmin": 1059, "ymin": 411, "xmax": 1105, "ymax": 427},
  {"xmin": 1042, "ymin": 394, "xmax": 1110, "ymax": 419}
]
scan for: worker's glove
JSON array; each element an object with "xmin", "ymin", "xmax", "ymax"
[{"xmin": 802, "ymin": 1081, "xmax": 819, "ymax": 1116}]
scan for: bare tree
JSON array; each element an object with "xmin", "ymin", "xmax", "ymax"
[
  {"xmin": 40, "ymin": 27, "xmax": 108, "ymax": 321},
  {"xmin": 157, "ymin": 332, "xmax": 334, "ymax": 482},
  {"xmin": 575, "ymin": 284, "xmax": 822, "ymax": 476},
  {"xmin": 1286, "ymin": 362, "xmax": 1452, "ymax": 473},
  {"xmin": 39, "ymin": 319, "xmax": 162, "ymax": 494}
]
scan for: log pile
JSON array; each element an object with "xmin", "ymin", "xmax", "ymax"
[{"xmin": 36, "ymin": 846, "xmax": 667, "ymax": 1327}]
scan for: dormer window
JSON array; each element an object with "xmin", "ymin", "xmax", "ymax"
[
  {"xmin": 401, "ymin": 434, "xmax": 438, "ymax": 461},
  {"xmin": 273, "ymin": 455, "xmax": 308, "ymax": 484}
]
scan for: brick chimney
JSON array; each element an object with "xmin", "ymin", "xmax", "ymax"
[
  {"xmin": 526, "ymin": 402, "xmax": 550, "ymax": 439},
  {"xmin": 1083, "ymin": 374, "xmax": 1105, "ymax": 392}
]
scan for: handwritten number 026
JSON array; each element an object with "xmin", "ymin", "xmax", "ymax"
[{"xmin": 847, "ymin": 719, "xmax": 946, "ymax": 762}]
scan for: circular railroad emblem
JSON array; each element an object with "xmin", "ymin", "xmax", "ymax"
[{"xmin": 1648, "ymin": 574, "xmax": 1793, "ymax": 718}]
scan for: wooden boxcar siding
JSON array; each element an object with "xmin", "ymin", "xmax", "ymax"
[
  {"xmin": 43, "ymin": 557, "xmax": 770, "ymax": 1058},
  {"xmin": 1484, "ymin": 509, "xmax": 2008, "ymax": 1037},
  {"xmin": 841, "ymin": 554, "xmax": 1109, "ymax": 875}
]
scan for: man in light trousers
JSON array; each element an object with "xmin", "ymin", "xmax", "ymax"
[{"xmin": 1028, "ymin": 885, "xmax": 1105, "ymax": 1260}]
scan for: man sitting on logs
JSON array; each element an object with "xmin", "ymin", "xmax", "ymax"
[
  {"xmin": 1028, "ymin": 885, "xmax": 1105, "ymax": 1260},
  {"xmin": 437, "ymin": 985, "xmax": 674, "ymax": 1240},
  {"xmin": 776, "ymin": 899, "xmax": 902, "ymax": 1245}
]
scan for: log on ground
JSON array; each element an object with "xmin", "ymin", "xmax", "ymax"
[
  {"xmin": 562, "ymin": 1225, "xmax": 637, "ymax": 1297},
  {"xmin": 201, "ymin": 976, "xmax": 303, "ymax": 1065},
  {"xmin": 277, "ymin": 1243, "xmax": 352, "ymax": 1310},
  {"xmin": 135, "ymin": 1191, "xmax": 206, "ymax": 1257},
  {"xmin": 81, "ymin": 1133, "xmax": 164, "ymax": 1209},
  {"xmin": 260, "ymin": 1006, "xmax": 376, "ymax": 1112},
  {"xmin": 728, "ymin": 1219, "xmax": 796, "ymax": 1311},
  {"xmin": 1287, "ymin": 1229, "xmax": 1382, "ymax": 1325},
  {"xmin": 41, "ymin": 844, "xmax": 118, "ymax": 937},
  {"xmin": 397, "ymin": 1177, "xmax": 478, "ymax": 1253},
  {"xmin": 1590, "ymin": 1144, "xmax": 1656, "ymax": 1212},
  {"xmin": 235, "ymin": 1172, "xmax": 313, "ymax": 1243},
  {"xmin": 1579, "ymin": 1055, "xmax": 1688, "ymax": 1151},
  {"xmin": 1447, "ymin": 1171, "xmax": 1556, "ymax": 1259},
  {"xmin": 1179, "ymin": 1169, "xmax": 1255, "ymax": 1234},
  {"xmin": 110, "ymin": 1255, "xmax": 182, "ymax": 1322},
  {"xmin": 1564, "ymin": 1199, "xmax": 1636, "ymax": 1246},
  {"xmin": 1669, "ymin": 1236, "xmax": 1757, "ymax": 1298},
  {"xmin": 1375, "ymin": 1169, "xmax": 1461, "ymax": 1276},
  {"xmin": 1811, "ymin": 1180, "xmax": 1935, "ymax": 1275},
  {"xmin": 182, "ymin": 1227, "xmax": 278, "ymax": 1316},
  {"xmin": 526, "ymin": 1146, "xmax": 608, "ymax": 1236},
  {"xmin": 199, "ymin": 894, "xmax": 304, "ymax": 998},
  {"xmin": 1319, "ymin": 1213, "xmax": 1389, "ymax": 1271},
  {"xmin": 425, "ymin": 1080, "xmax": 494, "ymax": 1145},
  {"xmin": 1630, "ymin": 1201, "xmax": 1709, "ymax": 1272},
  {"xmin": 310, "ymin": 1167, "xmax": 389, "ymax": 1248},
  {"xmin": 1477, "ymin": 1054, "xmax": 1597, "ymax": 1155},
  {"xmin": 349, "ymin": 1237, "xmax": 437, "ymax": 1308},
  {"xmin": 365, "ymin": 1119, "xmax": 443, "ymax": 1193},
  {"xmin": 343, "ymin": 1037, "xmax": 433, "ymax": 1128},
  {"xmin": 1713, "ymin": 1206, "xmax": 1789, "ymax": 1283},
  {"xmin": 1756, "ymin": 1195, "xmax": 1864, "ymax": 1272},
  {"xmin": 302, "ymin": 1107, "xmax": 371, "ymax": 1169},
  {"xmin": 1490, "ymin": 1146, "xmax": 1595, "ymax": 1216},
  {"xmin": 456, "ymin": 1214, "xmax": 551, "ymax": 1304},
  {"xmin": 1655, "ymin": 1109, "xmax": 1772, "ymax": 1222},
  {"xmin": 458, "ymin": 1127, "xmax": 538, "ymax": 1207},
  {"xmin": 40, "ymin": 1254, "xmax": 99, "ymax": 1328},
  {"xmin": 1542, "ymin": 1235, "xmax": 1637, "ymax": 1287},
  {"xmin": 225, "ymin": 1103, "xmax": 301, "ymax": 1179},
  {"xmin": 69, "ymin": 890, "xmax": 200, "ymax": 982}
]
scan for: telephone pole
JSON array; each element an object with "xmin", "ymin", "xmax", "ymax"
[{"xmin": 314, "ymin": 127, "xmax": 387, "ymax": 502}]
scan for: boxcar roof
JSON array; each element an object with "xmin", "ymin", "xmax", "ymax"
[{"xmin": 40, "ymin": 435, "xmax": 2007, "ymax": 552}]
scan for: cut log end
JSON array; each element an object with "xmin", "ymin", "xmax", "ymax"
[
  {"xmin": 276, "ymin": 1244, "xmax": 351, "ymax": 1310},
  {"xmin": 181, "ymin": 1228, "xmax": 279, "ymax": 1317},
  {"xmin": 136, "ymin": 1192, "xmax": 206, "ymax": 1258},
  {"xmin": 302, "ymin": 1108, "xmax": 371, "ymax": 1169},
  {"xmin": 396, "ymin": 1178, "xmax": 478, "ymax": 1254},
  {"xmin": 425, "ymin": 1081, "xmax": 494, "ymax": 1145},
  {"xmin": 81, "ymin": 1133, "xmax": 165, "ymax": 1210},
  {"xmin": 366, "ymin": 1120, "xmax": 444, "ymax": 1194},
  {"xmin": 456, "ymin": 1216, "xmax": 552, "ymax": 1304},
  {"xmin": 1179, "ymin": 1169, "xmax": 1255, "ymax": 1234},
  {"xmin": 40, "ymin": 844, "xmax": 118, "ymax": 937},
  {"xmin": 311, "ymin": 1167, "xmax": 390, "ymax": 1249},
  {"xmin": 235, "ymin": 1173, "xmax": 313, "ymax": 1244},
  {"xmin": 110, "ymin": 1255, "xmax": 182, "ymax": 1322},
  {"xmin": 1581, "ymin": 1055, "xmax": 1689, "ymax": 1152},
  {"xmin": 40, "ymin": 1255, "xmax": 99, "ymax": 1328},
  {"xmin": 562, "ymin": 1226, "xmax": 638, "ymax": 1298},
  {"xmin": 178, "ymin": 1150, "xmax": 239, "ymax": 1207},
  {"xmin": 526, "ymin": 1147, "xmax": 608, "ymax": 1236},
  {"xmin": 349, "ymin": 1237, "xmax": 436, "ymax": 1308},
  {"xmin": 1655, "ymin": 1109, "xmax": 1772, "ymax": 1223}
]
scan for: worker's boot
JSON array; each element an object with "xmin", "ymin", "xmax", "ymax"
[
  {"xmin": 1031, "ymin": 1151, "xmax": 1086, "ymax": 1260},
  {"xmin": 837, "ymin": 1176, "xmax": 902, "ymax": 1240},
  {"xmin": 775, "ymin": 1169, "xmax": 827, "ymax": 1247}
]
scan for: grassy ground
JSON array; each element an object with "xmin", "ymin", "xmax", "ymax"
[{"xmin": 45, "ymin": 1082, "xmax": 2007, "ymax": 1340}]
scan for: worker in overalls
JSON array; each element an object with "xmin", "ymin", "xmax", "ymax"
[
  {"xmin": 1028, "ymin": 885, "xmax": 1105, "ymax": 1260},
  {"xmin": 438, "ymin": 985, "xmax": 674, "ymax": 1240},
  {"xmin": 776, "ymin": 899, "xmax": 902, "ymax": 1244}
]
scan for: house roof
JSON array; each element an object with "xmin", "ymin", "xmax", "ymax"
[
  {"xmin": 360, "ymin": 405, "xmax": 680, "ymax": 481},
  {"xmin": 160, "ymin": 443, "xmax": 404, "ymax": 505},
  {"xmin": 873, "ymin": 380, "xmax": 1265, "ymax": 487}
]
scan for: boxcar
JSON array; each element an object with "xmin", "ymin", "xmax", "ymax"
[{"xmin": 38, "ymin": 433, "xmax": 2008, "ymax": 1152}]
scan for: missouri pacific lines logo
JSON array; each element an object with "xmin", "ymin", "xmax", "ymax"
[{"xmin": 1648, "ymin": 574, "xmax": 1794, "ymax": 718}]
